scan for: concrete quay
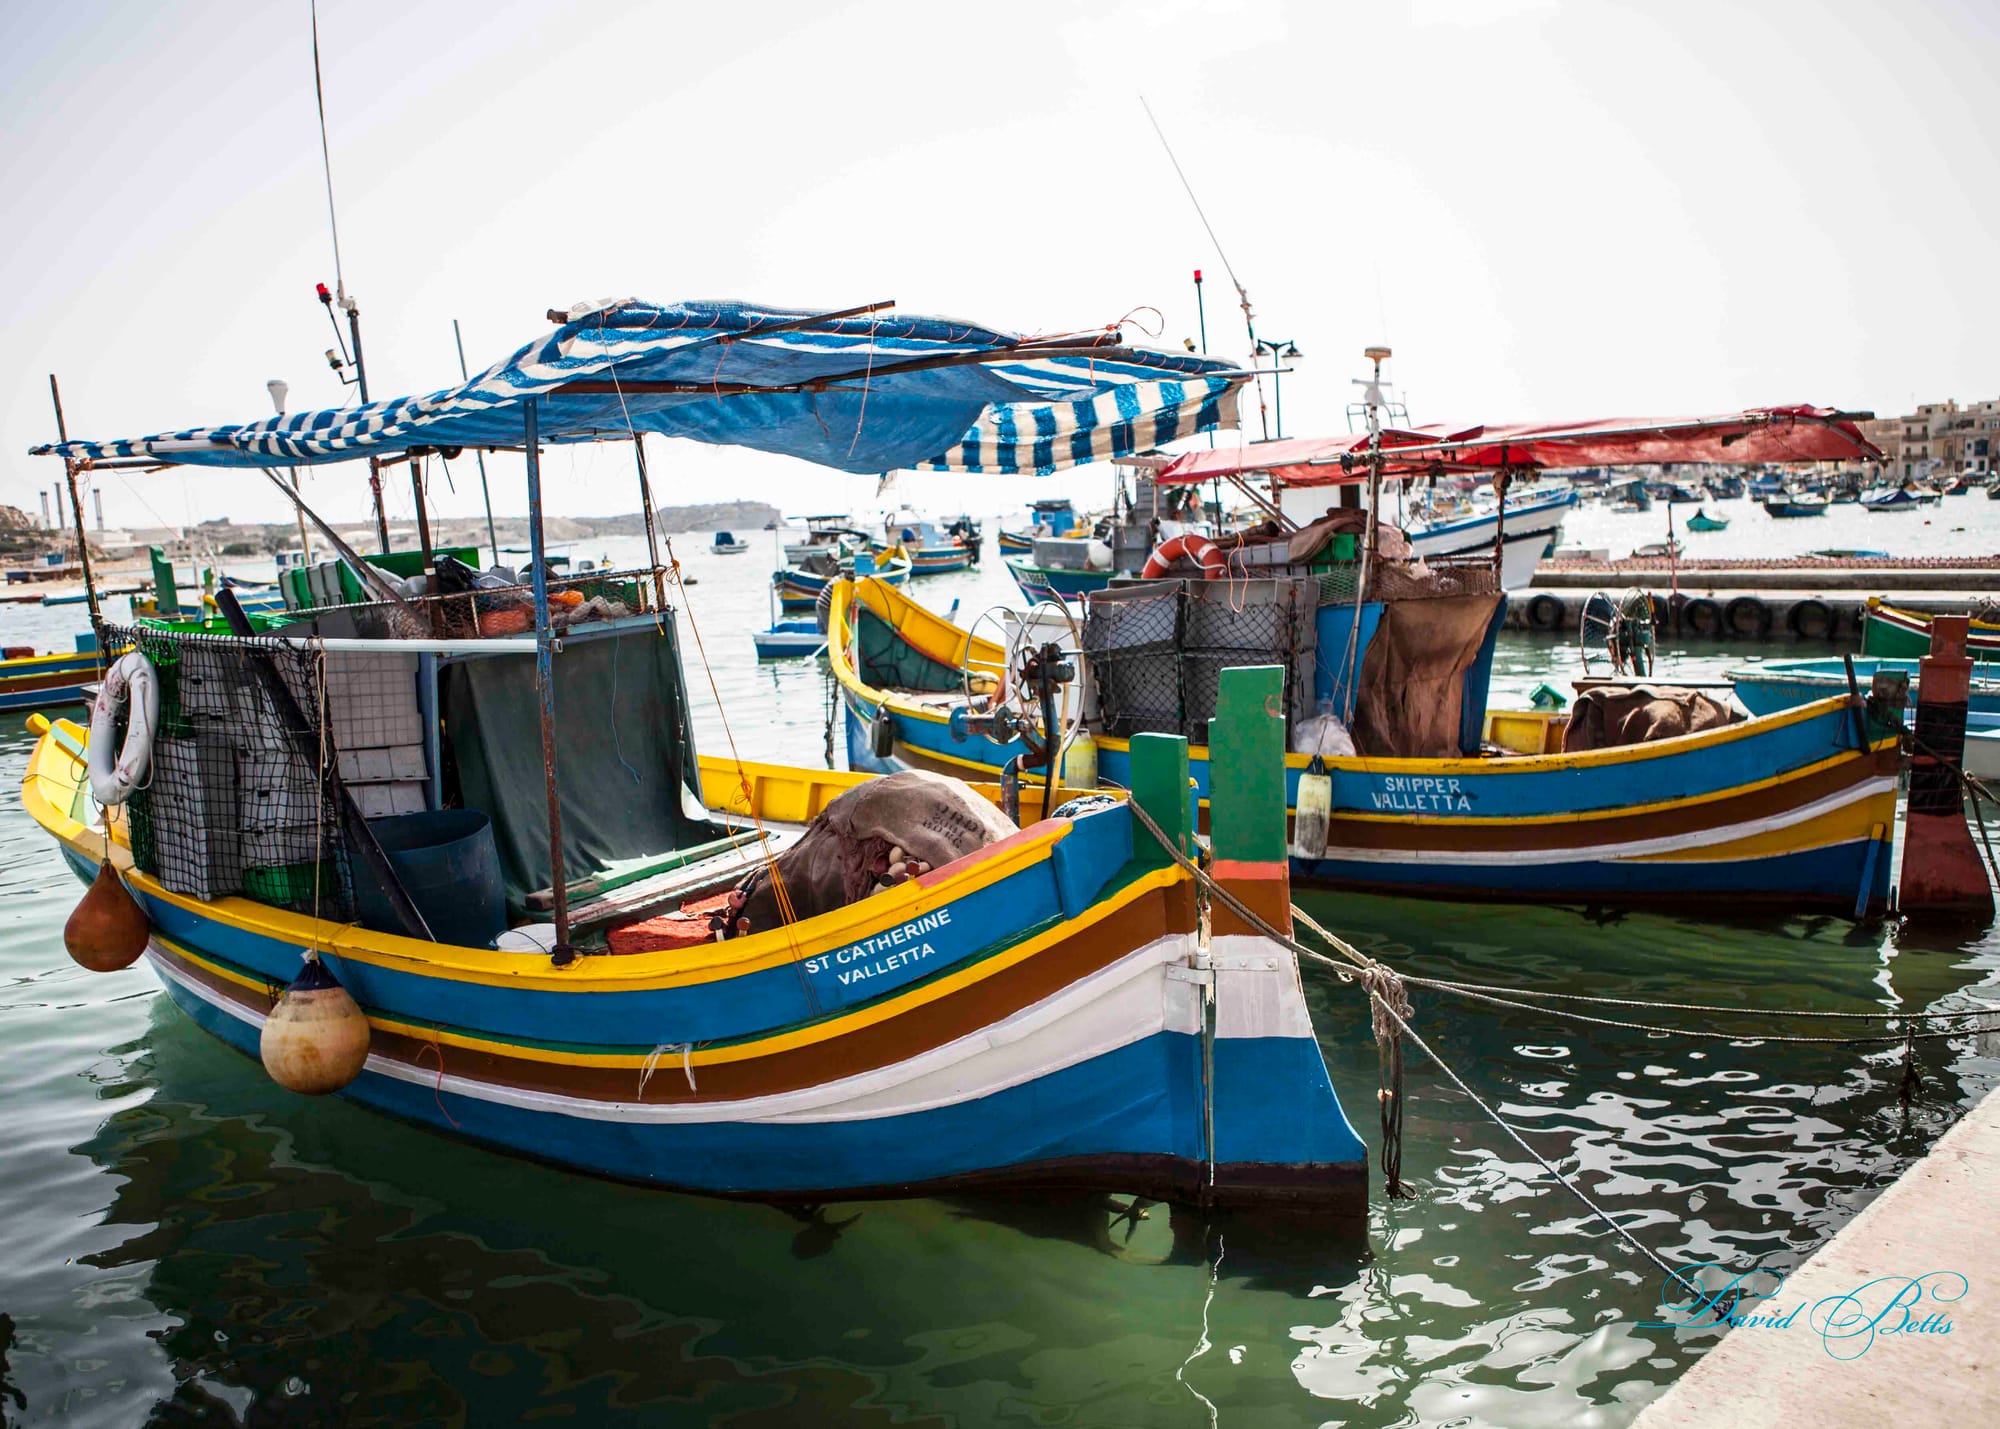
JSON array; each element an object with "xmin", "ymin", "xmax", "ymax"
[{"xmin": 1632, "ymin": 1084, "xmax": 2000, "ymax": 1427}]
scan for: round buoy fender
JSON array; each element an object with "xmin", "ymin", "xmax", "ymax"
[
  {"xmin": 1140, "ymin": 533, "xmax": 1227, "ymax": 581},
  {"xmin": 1525, "ymin": 593, "xmax": 1566, "ymax": 631},
  {"xmin": 1787, "ymin": 597, "xmax": 1835, "ymax": 641},
  {"xmin": 87, "ymin": 651, "xmax": 158, "ymax": 807},
  {"xmin": 1680, "ymin": 597, "xmax": 1723, "ymax": 639},
  {"xmin": 65, "ymin": 860, "xmax": 150, "ymax": 972},
  {"xmin": 1724, "ymin": 595, "xmax": 1773, "ymax": 640},
  {"xmin": 261, "ymin": 956, "xmax": 370, "ymax": 1095}
]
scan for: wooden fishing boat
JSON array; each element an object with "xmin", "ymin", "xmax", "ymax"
[
  {"xmin": 1863, "ymin": 599, "xmax": 2000, "ymax": 662},
  {"xmin": 27, "ymin": 297, "xmax": 1380, "ymax": 1208},
  {"xmin": 998, "ymin": 498, "xmax": 1086, "ymax": 555},
  {"xmin": 1685, "ymin": 508, "xmax": 1729, "ymax": 531},
  {"xmin": 1762, "ymin": 492, "xmax": 1828, "ymax": 517},
  {"xmin": 872, "ymin": 510, "xmax": 978, "ymax": 574},
  {"xmin": 1861, "ymin": 485, "xmax": 1935, "ymax": 512},
  {"xmin": 0, "ymin": 635, "xmax": 100, "ymax": 712},
  {"xmin": 1006, "ymin": 555, "xmax": 1113, "ymax": 603},
  {"xmin": 832, "ymin": 553, "xmax": 1902, "ymax": 914},
  {"xmin": 1728, "ymin": 656, "xmax": 2000, "ymax": 719},
  {"xmin": 751, "ymin": 620, "xmax": 825, "ymax": 658},
  {"xmin": 781, "ymin": 514, "xmax": 865, "ymax": 565},
  {"xmin": 773, "ymin": 548, "xmax": 911, "ymax": 613}
]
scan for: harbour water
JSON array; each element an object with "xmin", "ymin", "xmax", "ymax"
[{"xmin": 2, "ymin": 501, "xmax": 1998, "ymax": 1426}]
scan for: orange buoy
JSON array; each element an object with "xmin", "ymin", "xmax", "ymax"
[
  {"xmin": 64, "ymin": 861, "xmax": 150, "ymax": 972},
  {"xmin": 260, "ymin": 957, "xmax": 371, "ymax": 1096}
]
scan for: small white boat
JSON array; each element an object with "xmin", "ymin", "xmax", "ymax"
[{"xmin": 711, "ymin": 531, "xmax": 751, "ymax": 554}]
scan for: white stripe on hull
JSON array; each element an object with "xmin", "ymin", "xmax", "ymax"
[
  {"xmin": 152, "ymin": 931, "xmax": 1204, "ymax": 1127},
  {"xmin": 1316, "ymin": 776, "xmax": 1895, "ymax": 867}
]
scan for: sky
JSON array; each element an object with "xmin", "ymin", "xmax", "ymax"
[{"xmin": 1, "ymin": 0, "xmax": 1994, "ymax": 535}]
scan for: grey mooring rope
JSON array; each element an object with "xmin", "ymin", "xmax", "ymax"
[{"xmin": 1120, "ymin": 794, "xmax": 2000, "ymax": 1281}]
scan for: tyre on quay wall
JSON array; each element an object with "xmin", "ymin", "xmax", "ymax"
[
  {"xmin": 1526, "ymin": 593, "xmax": 1567, "ymax": 631},
  {"xmin": 1787, "ymin": 597, "xmax": 1835, "ymax": 641},
  {"xmin": 1724, "ymin": 595, "xmax": 1773, "ymax": 640},
  {"xmin": 1680, "ymin": 597, "xmax": 1723, "ymax": 638}
]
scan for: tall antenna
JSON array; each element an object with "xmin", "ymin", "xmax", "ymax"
[
  {"xmin": 1139, "ymin": 95, "xmax": 1270, "ymax": 438},
  {"xmin": 310, "ymin": 0, "xmax": 346, "ymax": 299}
]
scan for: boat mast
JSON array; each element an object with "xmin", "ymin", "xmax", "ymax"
[
  {"xmin": 452, "ymin": 318, "xmax": 502, "ymax": 567},
  {"xmin": 47, "ymin": 375, "xmax": 103, "ymax": 644}
]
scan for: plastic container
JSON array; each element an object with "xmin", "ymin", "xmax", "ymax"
[
  {"xmin": 354, "ymin": 809, "xmax": 506, "ymax": 948},
  {"xmin": 1291, "ymin": 762, "xmax": 1333, "ymax": 859}
]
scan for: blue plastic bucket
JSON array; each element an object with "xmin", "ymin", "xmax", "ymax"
[{"xmin": 355, "ymin": 809, "xmax": 506, "ymax": 949}]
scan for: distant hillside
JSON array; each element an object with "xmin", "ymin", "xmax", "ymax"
[{"xmin": 110, "ymin": 501, "xmax": 786, "ymax": 557}]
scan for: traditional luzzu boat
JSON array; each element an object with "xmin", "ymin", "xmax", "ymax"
[
  {"xmin": 0, "ymin": 634, "xmax": 101, "ymax": 712},
  {"xmin": 832, "ymin": 402, "xmax": 1931, "ymax": 915},
  {"xmin": 25, "ymin": 297, "xmax": 1372, "ymax": 1210},
  {"xmin": 1728, "ymin": 656, "xmax": 2000, "ymax": 720},
  {"xmin": 772, "ymin": 546, "xmax": 911, "ymax": 613},
  {"xmin": 1862, "ymin": 598, "xmax": 2000, "ymax": 662},
  {"xmin": 872, "ymin": 509, "xmax": 979, "ymax": 575},
  {"xmin": 997, "ymin": 497, "xmax": 1087, "ymax": 555}
]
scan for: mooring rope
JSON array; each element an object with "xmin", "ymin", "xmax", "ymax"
[{"xmin": 1120, "ymin": 795, "xmax": 2000, "ymax": 1281}]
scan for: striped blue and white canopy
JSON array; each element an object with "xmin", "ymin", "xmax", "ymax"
[{"xmin": 32, "ymin": 299, "xmax": 1244, "ymax": 476}]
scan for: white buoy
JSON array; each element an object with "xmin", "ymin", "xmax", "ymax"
[
  {"xmin": 1291, "ymin": 757, "xmax": 1333, "ymax": 860},
  {"xmin": 260, "ymin": 957, "xmax": 370, "ymax": 1095}
]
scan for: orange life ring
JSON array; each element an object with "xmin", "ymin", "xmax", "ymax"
[{"xmin": 1140, "ymin": 533, "xmax": 1227, "ymax": 580}]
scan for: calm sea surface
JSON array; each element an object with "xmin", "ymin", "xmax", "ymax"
[{"xmin": 2, "ymin": 496, "xmax": 1997, "ymax": 1427}]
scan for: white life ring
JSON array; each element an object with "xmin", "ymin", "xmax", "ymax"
[{"xmin": 88, "ymin": 651, "xmax": 159, "ymax": 806}]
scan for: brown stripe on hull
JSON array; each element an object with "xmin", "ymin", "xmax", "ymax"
[
  {"xmin": 1211, "ymin": 875, "xmax": 1291, "ymax": 939},
  {"xmin": 1308, "ymin": 748, "xmax": 1895, "ymax": 855},
  {"xmin": 0, "ymin": 667, "xmax": 93, "ymax": 694},
  {"xmin": 154, "ymin": 882, "xmax": 1199, "ymax": 1105}
]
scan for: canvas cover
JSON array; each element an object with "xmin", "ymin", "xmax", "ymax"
[
  {"xmin": 1351, "ymin": 594, "xmax": 1506, "ymax": 758},
  {"xmin": 1153, "ymin": 407, "xmax": 1881, "ymax": 486},
  {"xmin": 34, "ymin": 299, "xmax": 1244, "ymax": 477},
  {"xmin": 442, "ymin": 624, "xmax": 713, "ymax": 911},
  {"xmin": 1562, "ymin": 686, "xmax": 1741, "ymax": 753}
]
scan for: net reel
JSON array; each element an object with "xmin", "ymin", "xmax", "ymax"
[{"xmin": 1579, "ymin": 588, "xmax": 1660, "ymax": 678}]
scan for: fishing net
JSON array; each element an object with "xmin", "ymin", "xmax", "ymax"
[
  {"xmin": 111, "ymin": 623, "xmax": 357, "ymax": 920},
  {"xmin": 1084, "ymin": 578, "xmax": 1317, "ymax": 743}
]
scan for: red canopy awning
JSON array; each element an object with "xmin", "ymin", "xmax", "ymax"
[{"xmin": 1155, "ymin": 406, "xmax": 1881, "ymax": 486}]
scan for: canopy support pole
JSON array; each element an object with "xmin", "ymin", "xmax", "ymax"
[
  {"xmin": 48, "ymin": 375, "xmax": 102, "ymax": 645},
  {"xmin": 367, "ymin": 457, "xmax": 391, "ymax": 554},
  {"xmin": 410, "ymin": 453, "xmax": 434, "ymax": 569},
  {"xmin": 523, "ymin": 397, "xmax": 575, "ymax": 964},
  {"xmin": 452, "ymin": 318, "xmax": 502, "ymax": 568},
  {"xmin": 287, "ymin": 467, "xmax": 314, "ymax": 565},
  {"xmin": 1224, "ymin": 474, "xmax": 1296, "ymax": 531},
  {"xmin": 633, "ymin": 434, "xmax": 666, "ymax": 610},
  {"xmin": 1492, "ymin": 470, "xmax": 1510, "ymax": 580}
]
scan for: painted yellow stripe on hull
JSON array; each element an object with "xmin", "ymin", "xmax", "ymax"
[
  {"xmin": 23, "ymin": 718, "xmax": 1079, "ymax": 995},
  {"xmin": 1097, "ymin": 695, "xmax": 1871, "ymax": 777},
  {"xmin": 1316, "ymin": 744, "xmax": 1897, "ymax": 830},
  {"xmin": 1620, "ymin": 790, "xmax": 1898, "ymax": 864},
  {"xmin": 157, "ymin": 865, "xmax": 1185, "ymax": 1070}
]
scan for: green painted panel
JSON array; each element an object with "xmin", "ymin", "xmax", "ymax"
[
  {"xmin": 1208, "ymin": 664, "xmax": 1287, "ymax": 864},
  {"xmin": 1127, "ymin": 732, "xmax": 1190, "ymax": 868}
]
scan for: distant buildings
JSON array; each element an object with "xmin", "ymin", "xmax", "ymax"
[{"xmin": 1857, "ymin": 398, "xmax": 2000, "ymax": 482}]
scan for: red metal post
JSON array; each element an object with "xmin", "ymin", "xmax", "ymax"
[{"xmin": 1901, "ymin": 615, "xmax": 1995, "ymax": 920}]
